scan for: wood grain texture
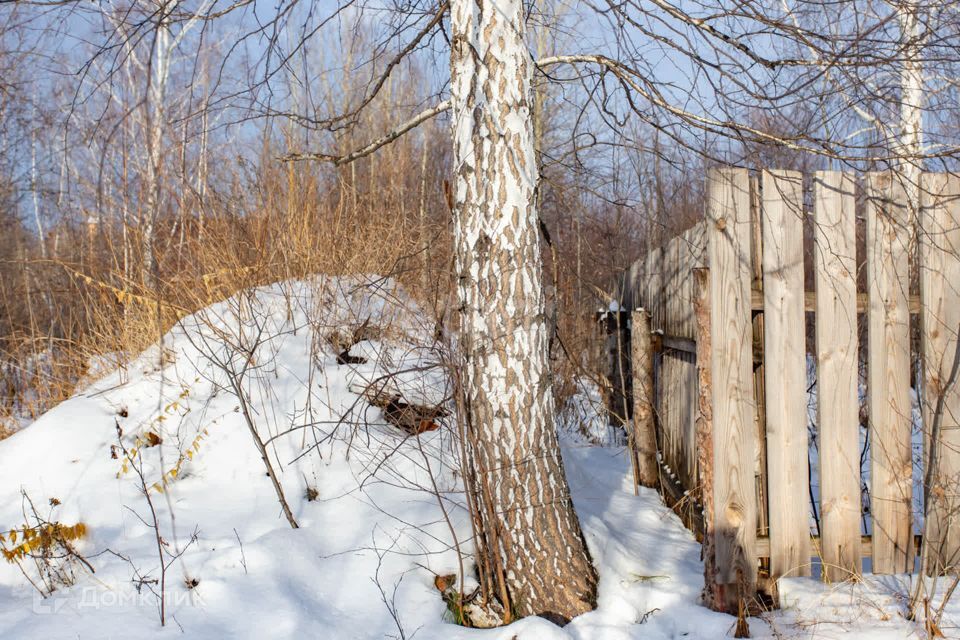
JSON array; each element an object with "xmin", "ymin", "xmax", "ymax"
[
  {"xmin": 642, "ymin": 228, "xmax": 705, "ymax": 494},
  {"xmin": 694, "ymin": 267, "xmax": 720, "ymax": 607},
  {"xmin": 761, "ymin": 170, "xmax": 811, "ymax": 580},
  {"xmin": 920, "ymin": 172, "xmax": 960, "ymax": 575},
  {"xmin": 813, "ymin": 171, "xmax": 862, "ymax": 582},
  {"xmin": 706, "ymin": 167, "xmax": 758, "ymax": 609},
  {"xmin": 865, "ymin": 171, "xmax": 914, "ymax": 574},
  {"xmin": 679, "ymin": 235, "xmax": 687, "ymax": 332},
  {"xmin": 648, "ymin": 246, "xmax": 663, "ymax": 331},
  {"xmin": 665, "ymin": 238, "xmax": 679, "ymax": 485},
  {"xmin": 689, "ymin": 224, "xmax": 708, "ymax": 308}
]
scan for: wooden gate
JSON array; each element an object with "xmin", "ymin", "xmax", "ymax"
[{"xmin": 605, "ymin": 167, "xmax": 960, "ymax": 615}]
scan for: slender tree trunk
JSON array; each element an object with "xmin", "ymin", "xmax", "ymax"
[
  {"xmin": 449, "ymin": 0, "xmax": 598, "ymax": 623},
  {"xmin": 898, "ymin": 0, "xmax": 923, "ymax": 216},
  {"xmin": 30, "ymin": 116, "xmax": 46, "ymax": 261},
  {"xmin": 417, "ymin": 134, "xmax": 430, "ymax": 296},
  {"xmin": 197, "ymin": 101, "xmax": 208, "ymax": 245},
  {"xmin": 143, "ymin": 0, "xmax": 174, "ymax": 289}
]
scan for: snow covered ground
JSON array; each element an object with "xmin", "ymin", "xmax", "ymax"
[{"xmin": 0, "ymin": 276, "xmax": 956, "ymax": 639}]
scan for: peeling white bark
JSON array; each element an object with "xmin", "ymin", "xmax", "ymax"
[
  {"xmin": 449, "ymin": 0, "xmax": 597, "ymax": 622},
  {"xmin": 897, "ymin": 0, "xmax": 924, "ymax": 217}
]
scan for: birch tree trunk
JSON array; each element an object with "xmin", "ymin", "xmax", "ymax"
[
  {"xmin": 449, "ymin": 0, "xmax": 598, "ymax": 623},
  {"xmin": 30, "ymin": 113, "xmax": 46, "ymax": 261},
  {"xmin": 143, "ymin": 0, "xmax": 175, "ymax": 288},
  {"xmin": 897, "ymin": 0, "xmax": 923, "ymax": 217}
]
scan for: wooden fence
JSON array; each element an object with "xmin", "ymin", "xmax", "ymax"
[{"xmin": 602, "ymin": 167, "xmax": 960, "ymax": 615}]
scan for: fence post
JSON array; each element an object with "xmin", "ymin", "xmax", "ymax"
[
  {"xmin": 760, "ymin": 170, "xmax": 811, "ymax": 587},
  {"xmin": 706, "ymin": 167, "xmax": 758, "ymax": 616},
  {"xmin": 630, "ymin": 309, "xmax": 658, "ymax": 489},
  {"xmin": 920, "ymin": 172, "xmax": 960, "ymax": 575},
  {"xmin": 813, "ymin": 171, "xmax": 862, "ymax": 582},
  {"xmin": 865, "ymin": 171, "xmax": 914, "ymax": 574},
  {"xmin": 694, "ymin": 268, "xmax": 719, "ymax": 607},
  {"xmin": 600, "ymin": 309, "xmax": 631, "ymax": 434}
]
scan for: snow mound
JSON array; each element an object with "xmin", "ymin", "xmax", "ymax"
[
  {"xmin": 0, "ymin": 274, "xmax": 953, "ymax": 639},
  {"xmin": 0, "ymin": 276, "xmax": 463, "ymax": 639}
]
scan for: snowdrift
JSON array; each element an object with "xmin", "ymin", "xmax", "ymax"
[{"xmin": 0, "ymin": 276, "xmax": 954, "ymax": 639}]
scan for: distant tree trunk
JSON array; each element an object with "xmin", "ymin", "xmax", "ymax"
[
  {"xmin": 143, "ymin": 0, "xmax": 173, "ymax": 289},
  {"xmin": 897, "ymin": 0, "xmax": 923, "ymax": 217},
  {"xmin": 449, "ymin": 0, "xmax": 598, "ymax": 624},
  {"xmin": 30, "ymin": 111, "xmax": 46, "ymax": 261}
]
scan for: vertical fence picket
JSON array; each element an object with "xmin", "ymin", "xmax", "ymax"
[
  {"xmin": 865, "ymin": 171, "xmax": 914, "ymax": 574},
  {"xmin": 610, "ymin": 166, "xmax": 960, "ymax": 605},
  {"xmin": 706, "ymin": 167, "xmax": 758, "ymax": 611},
  {"xmin": 669, "ymin": 238, "xmax": 683, "ymax": 482},
  {"xmin": 761, "ymin": 170, "xmax": 811, "ymax": 582},
  {"xmin": 920, "ymin": 172, "xmax": 960, "ymax": 575},
  {"xmin": 648, "ymin": 246, "xmax": 663, "ymax": 331},
  {"xmin": 813, "ymin": 171, "xmax": 862, "ymax": 582}
]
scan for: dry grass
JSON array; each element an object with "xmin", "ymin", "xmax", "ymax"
[
  {"xmin": 0, "ymin": 117, "xmax": 455, "ymax": 437},
  {"xmin": 0, "ymin": 78, "xmax": 680, "ymax": 441}
]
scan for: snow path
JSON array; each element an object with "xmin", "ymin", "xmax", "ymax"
[{"xmin": 562, "ymin": 443, "xmax": 737, "ymax": 640}]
